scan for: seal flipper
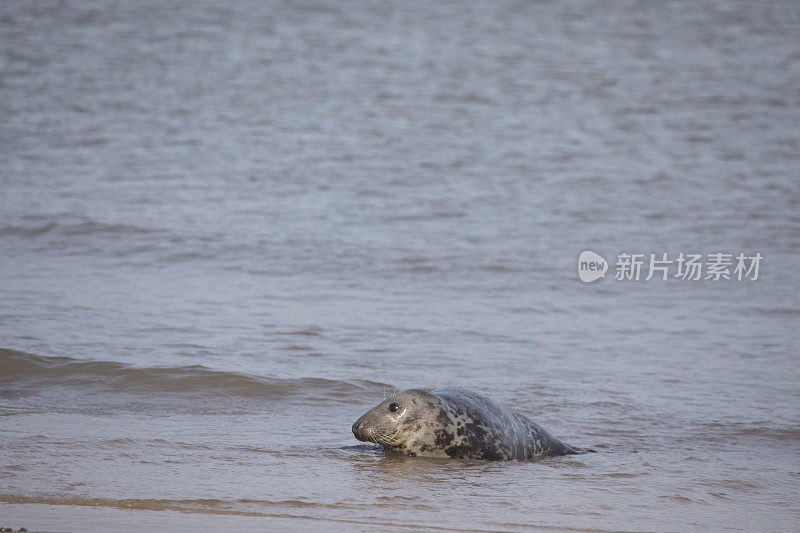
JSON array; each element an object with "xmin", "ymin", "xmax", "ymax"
[{"xmin": 563, "ymin": 444, "xmax": 597, "ymax": 454}]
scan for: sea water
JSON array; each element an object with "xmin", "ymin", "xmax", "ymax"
[{"xmin": 1, "ymin": 1, "xmax": 798, "ymax": 531}]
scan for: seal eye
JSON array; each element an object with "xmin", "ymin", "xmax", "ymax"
[{"xmin": 388, "ymin": 402, "xmax": 400, "ymax": 413}]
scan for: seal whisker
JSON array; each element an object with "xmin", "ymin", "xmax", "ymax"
[
  {"xmin": 385, "ymin": 426, "xmax": 402, "ymax": 446},
  {"xmin": 376, "ymin": 427, "xmax": 401, "ymax": 446}
]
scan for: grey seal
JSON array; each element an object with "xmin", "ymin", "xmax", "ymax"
[{"xmin": 352, "ymin": 388, "xmax": 583, "ymax": 460}]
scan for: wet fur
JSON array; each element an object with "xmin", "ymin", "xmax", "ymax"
[{"xmin": 352, "ymin": 388, "xmax": 580, "ymax": 460}]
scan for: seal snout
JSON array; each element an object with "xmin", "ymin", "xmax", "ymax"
[{"xmin": 352, "ymin": 418, "xmax": 374, "ymax": 442}]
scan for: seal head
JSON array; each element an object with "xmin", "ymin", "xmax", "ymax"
[{"xmin": 352, "ymin": 388, "xmax": 581, "ymax": 460}]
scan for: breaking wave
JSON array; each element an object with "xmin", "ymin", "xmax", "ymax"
[{"xmin": 0, "ymin": 348, "xmax": 384, "ymax": 402}]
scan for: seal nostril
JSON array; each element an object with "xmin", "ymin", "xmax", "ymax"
[{"xmin": 352, "ymin": 419, "xmax": 375, "ymax": 442}]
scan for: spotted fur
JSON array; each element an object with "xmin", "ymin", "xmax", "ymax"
[{"xmin": 352, "ymin": 388, "xmax": 581, "ymax": 460}]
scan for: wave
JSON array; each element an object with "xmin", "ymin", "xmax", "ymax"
[
  {"xmin": 0, "ymin": 493, "xmax": 612, "ymax": 532},
  {"xmin": 688, "ymin": 420, "xmax": 800, "ymax": 443},
  {"xmin": 0, "ymin": 216, "xmax": 158, "ymax": 239},
  {"xmin": 0, "ymin": 348, "xmax": 385, "ymax": 402},
  {"xmin": 0, "ymin": 493, "xmax": 331, "ymax": 516},
  {"xmin": 0, "ymin": 494, "xmax": 457, "ymax": 531}
]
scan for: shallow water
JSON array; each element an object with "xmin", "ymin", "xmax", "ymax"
[{"xmin": 1, "ymin": 1, "xmax": 799, "ymax": 531}]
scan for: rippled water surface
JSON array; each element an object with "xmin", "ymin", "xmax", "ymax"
[{"xmin": 1, "ymin": 1, "xmax": 799, "ymax": 531}]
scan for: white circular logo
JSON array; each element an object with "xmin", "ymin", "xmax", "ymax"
[{"xmin": 578, "ymin": 251, "xmax": 608, "ymax": 282}]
